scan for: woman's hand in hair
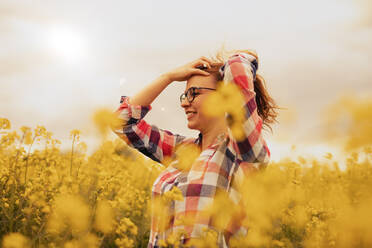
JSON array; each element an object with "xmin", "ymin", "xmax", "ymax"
[{"xmin": 164, "ymin": 57, "xmax": 217, "ymax": 82}]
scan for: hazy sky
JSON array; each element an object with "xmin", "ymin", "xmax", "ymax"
[{"xmin": 1, "ymin": 0, "xmax": 371, "ymax": 160}]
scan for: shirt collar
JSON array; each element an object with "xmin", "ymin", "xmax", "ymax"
[{"xmin": 195, "ymin": 132, "xmax": 227, "ymax": 149}]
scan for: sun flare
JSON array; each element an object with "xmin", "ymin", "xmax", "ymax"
[{"xmin": 47, "ymin": 26, "xmax": 85, "ymax": 63}]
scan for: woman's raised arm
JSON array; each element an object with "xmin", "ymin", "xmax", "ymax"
[
  {"xmin": 128, "ymin": 74, "xmax": 172, "ymax": 106},
  {"xmin": 221, "ymin": 52, "xmax": 270, "ymax": 163},
  {"xmin": 130, "ymin": 57, "xmax": 212, "ymax": 106},
  {"xmin": 114, "ymin": 57, "xmax": 214, "ymax": 163}
]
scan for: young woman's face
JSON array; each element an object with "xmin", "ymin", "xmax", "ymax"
[{"xmin": 181, "ymin": 74, "xmax": 220, "ymax": 132}]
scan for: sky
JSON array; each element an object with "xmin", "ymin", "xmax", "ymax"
[{"xmin": 1, "ymin": 0, "xmax": 371, "ymax": 161}]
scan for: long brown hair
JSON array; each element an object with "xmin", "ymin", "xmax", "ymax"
[{"xmin": 208, "ymin": 48, "xmax": 279, "ymax": 132}]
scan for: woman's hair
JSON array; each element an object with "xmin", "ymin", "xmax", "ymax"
[{"xmin": 206, "ymin": 48, "xmax": 279, "ymax": 132}]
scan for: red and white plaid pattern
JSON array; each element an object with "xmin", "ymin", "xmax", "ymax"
[{"xmin": 114, "ymin": 53, "xmax": 270, "ymax": 247}]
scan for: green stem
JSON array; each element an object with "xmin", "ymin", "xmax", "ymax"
[
  {"xmin": 24, "ymin": 136, "xmax": 37, "ymax": 184},
  {"xmin": 13, "ymin": 134, "xmax": 25, "ymax": 178},
  {"xmin": 70, "ymin": 136, "xmax": 75, "ymax": 176}
]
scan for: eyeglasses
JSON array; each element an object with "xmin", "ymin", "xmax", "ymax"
[{"xmin": 179, "ymin": 87, "xmax": 216, "ymax": 104}]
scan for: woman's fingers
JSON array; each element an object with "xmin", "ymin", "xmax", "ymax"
[
  {"xmin": 168, "ymin": 56, "xmax": 223, "ymax": 82},
  {"xmin": 210, "ymin": 61, "xmax": 224, "ymax": 67},
  {"xmin": 196, "ymin": 64, "xmax": 208, "ymax": 70},
  {"xmin": 192, "ymin": 59, "xmax": 209, "ymax": 69},
  {"xmin": 200, "ymin": 56, "xmax": 214, "ymax": 65},
  {"xmin": 191, "ymin": 68, "xmax": 210, "ymax": 76},
  {"xmin": 200, "ymin": 57, "xmax": 224, "ymax": 68},
  {"xmin": 194, "ymin": 57, "xmax": 224, "ymax": 69}
]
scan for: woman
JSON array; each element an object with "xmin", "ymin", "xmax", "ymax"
[{"xmin": 114, "ymin": 49, "xmax": 278, "ymax": 247}]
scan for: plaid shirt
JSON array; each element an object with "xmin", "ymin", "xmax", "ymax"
[{"xmin": 114, "ymin": 53, "xmax": 270, "ymax": 247}]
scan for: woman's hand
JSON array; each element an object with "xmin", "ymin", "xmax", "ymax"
[{"xmin": 165, "ymin": 56, "xmax": 221, "ymax": 82}]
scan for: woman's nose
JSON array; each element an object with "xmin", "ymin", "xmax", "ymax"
[{"xmin": 180, "ymin": 97, "xmax": 190, "ymax": 108}]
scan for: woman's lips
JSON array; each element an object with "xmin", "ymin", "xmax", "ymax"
[{"xmin": 186, "ymin": 112, "xmax": 197, "ymax": 119}]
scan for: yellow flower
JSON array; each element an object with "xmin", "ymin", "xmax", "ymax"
[
  {"xmin": 202, "ymin": 83, "xmax": 244, "ymax": 118},
  {"xmin": 324, "ymin": 152, "xmax": 333, "ymax": 160},
  {"xmin": 94, "ymin": 200, "xmax": 114, "ymax": 234},
  {"xmin": 202, "ymin": 82, "xmax": 246, "ymax": 141},
  {"xmin": 69, "ymin": 129, "xmax": 81, "ymax": 141},
  {"xmin": 201, "ymin": 91, "xmax": 226, "ymax": 118},
  {"xmin": 228, "ymin": 121, "xmax": 245, "ymax": 141},
  {"xmin": 92, "ymin": 108, "xmax": 122, "ymax": 137},
  {"xmin": 41, "ymin": 206, "xmax": 50, "ymax": 214},
  {"xmin": 1, "ymin": 131, "xmax": 20, "ymax": 146},
  {"xmin": 47, "ymin": 194, "xmax": 90, "ymax": 234},
  {"xmin": 34, "ymin": 125, "xmax": 46, "ymax": 137},
  {"xmin": 174, "ymin": 143, "xmax": 200, "ymax": 171},
  {"xmin": 20, "ymin": 126, "xmax": 33, "ymax": 145},
  {"xmin": 77, "ymin": 142, "xmax": 87, "ymax": 152},
  {"xmin": 2, "ymin": 233, "xmax": 30, "ymax": 248},
  {"xmin": 272, "ymin": 240, "xmax": 285, "ymax": 247},
  {"xmin": 163, "ymin": 186, "xmax": 184, "ymax": 203},
  {"xmin": 0, "ymin": 118, "xmax": 11, "ymax": 130},
  {"xmin": 188, "ymin": 228, "xmax": 218, "ymax": 248}
]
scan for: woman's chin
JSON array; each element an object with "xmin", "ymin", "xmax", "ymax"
[
  {"xmin": 187, "ymin": 121, "xmax": 199, "ymax": 130},
  {"xmin": 187, "ymin": 123, "xmax": 195, "ymax": 129}
]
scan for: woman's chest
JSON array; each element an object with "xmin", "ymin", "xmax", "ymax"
[{"xmin": 152, "ymin": 144, "xmax": 237, "ymax": 196}]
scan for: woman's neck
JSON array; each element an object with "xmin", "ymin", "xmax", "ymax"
[{"xmin": 200, "ymin": 120, "xmax": 227, "ymax": 151}]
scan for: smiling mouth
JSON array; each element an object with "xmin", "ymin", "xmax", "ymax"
[{"xmin": 186, "ymin": 111, "xmax": 197, "ymax": 119}]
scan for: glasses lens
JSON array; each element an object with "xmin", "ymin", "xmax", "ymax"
[
  {"xmin": 187, "ymin": 88, "xmax": 195, "ymax": 103},
  {"xmin": 181, "ymin": 87, "xmax": 199, "ymax": 103},
  {"xmin": 180, "ymin": 93, "xmax": 186, "ymax": 103}
]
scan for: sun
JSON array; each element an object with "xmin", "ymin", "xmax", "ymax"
[{"xmin": 47, "ymin": 26, "xmax": 85, "ymax": 64}]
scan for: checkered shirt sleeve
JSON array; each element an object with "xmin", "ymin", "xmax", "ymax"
[
  {"xmin": 113, "ymin": 96, "xmax": 186, "ymax": 163},
  {"xmin": 220, "ymin": 52, "xmax": 270, "ymax": 164}
]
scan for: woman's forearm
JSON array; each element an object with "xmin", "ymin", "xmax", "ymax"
[
  {"xmin": 129, "ymin": 73, "xmax": 173, "ymax": 106},
  {"xmin": 129, "ymin": 56, "xmax": 214, "ymax": 106}
]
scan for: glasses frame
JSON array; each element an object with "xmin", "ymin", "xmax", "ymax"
[{"xmin": 179, "ymin": 87, "xmax": 216, "ymax": 104}]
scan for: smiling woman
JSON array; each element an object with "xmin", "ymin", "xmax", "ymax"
[
  {"xmin": 46, "ymin": 26, "xmax": 85, "ymax": 63},
  {"xmin": 113, "ymin": 48, "xmax": 279, "ymax": 247}
]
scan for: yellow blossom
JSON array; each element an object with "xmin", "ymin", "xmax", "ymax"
[
  {"xmin": 47, "ymin": 194, "xmax": 90, "ymax": 234},
  {"xmin": 20, "ymin": 126, "xmax": 33, "ymax": 145},
  {"xmin": 0, "ymin": 118, "xmax": 11, "ymax": 129},
  {"xmin": 202, "ymin": 83, "xmax": 246, "ymax": 141},
  {"xmin": 93, "ymin": 108, "xmax": 122, "ymax": 137},
  {"xmin": 174, "ymin": 143, "xmax": 200, "ymax": 171},
  {"xmin": 94, "ymin": 200, "xmax": 114, "ymax": 234},
  {"xmin": 69, "ymin": 129, "xmax": 81, "ymax": 141},
  {"xmin": 2, "ymin": 233, "xmax": 30, "ymax": 248}
]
